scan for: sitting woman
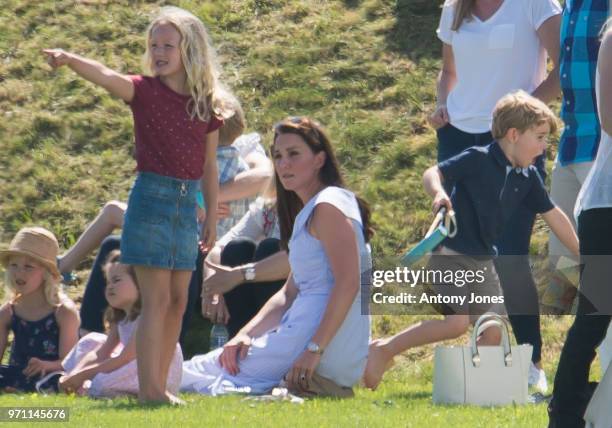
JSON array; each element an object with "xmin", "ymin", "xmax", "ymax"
[
  {"xmin": 199, "ymin": 181, "xmax": 289, "ymax": 338},
  {"xmin": 181, "ymin": 116, "xmax": 373, "ymax": 397}
]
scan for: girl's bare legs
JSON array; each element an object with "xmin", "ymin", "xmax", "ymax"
[
  {"xmin": 158, "ymin": 270, "xmax": 190, "ymax": 403},
  {"xmin": 364, "ymin": 315, "xmax": 471, "ymax": 390},
  {"xmin": 134, "ymin": 266, "xmax": 172, "ymax": 402},
  {"xmin": 58, "ymin": 200, "xmax": 126, "ymax": 273}
]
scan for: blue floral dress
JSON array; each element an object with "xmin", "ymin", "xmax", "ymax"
[{"xmin": 0, "ymin": 306, "xmax": 60, "ymax": 391}]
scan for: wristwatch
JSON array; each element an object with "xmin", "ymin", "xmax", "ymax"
[
  {"xmin": 307, "ymin": 341, "xmax": 324, "ymax": 355},
  {"xmin": 242, "ymin": 263, "xmax": 256, "ymax": 282}
]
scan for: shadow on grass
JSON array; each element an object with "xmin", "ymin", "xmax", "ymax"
[
  {"xmin": 87, "ymin": 399, "xmax": 183, "ymax": 412},
  {"xmin": 382, "ymin": 390, "xmax": 432, "ymax": 401}
]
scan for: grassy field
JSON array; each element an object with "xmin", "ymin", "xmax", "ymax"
[{"xmin": 0, "ymin": 0, "xmax": 595, "ymax": 426}]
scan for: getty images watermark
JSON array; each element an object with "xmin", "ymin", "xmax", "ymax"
[{"xmin": 370, "ymin": 266, "xmax": 501, "ymax": 306}]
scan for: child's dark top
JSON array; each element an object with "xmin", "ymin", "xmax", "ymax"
[
  {"xmin": 438, "ymin": 142, "xmax": 554, "ymax": 258},
  {"xmin": 0, "ymin": 305, "xmax": 60, "ymax": 391}
]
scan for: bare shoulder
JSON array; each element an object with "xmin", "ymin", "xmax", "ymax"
[
  {"xmin": 0, "ymin": 303, "xmax": 12, "ymax": 327},
  {"xmin": 56, "ymin": 300, "xmax": 80, "ymax": 325}
]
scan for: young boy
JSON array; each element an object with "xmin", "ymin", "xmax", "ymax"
[
  {"xmin": 212, "ymin": 96, "xmax": 252, "ymax": 238},
  {"xmin": 363, "ymin": 90, "xmax": 579, "ymax": 390}
]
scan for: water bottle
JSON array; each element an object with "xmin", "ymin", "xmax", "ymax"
[{"xmin": 209, "ymin": 323, "xmax": 229, "ymax": 350}]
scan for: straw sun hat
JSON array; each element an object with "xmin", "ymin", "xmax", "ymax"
[{"xmin": 0, "ymin": 227, "xmax": 61, "ymax": 279}]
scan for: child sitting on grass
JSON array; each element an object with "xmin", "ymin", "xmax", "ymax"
[
  {"xmin": 0, "ymin": 227, "xmax": 79, "ymax": 392},
  {"xmin": 364, "ymin": 91, "xmax": 580, "ymax": 390},
  {"xmin": 59, "ymin": 250, "xmax": 183, "ymax": 397}
]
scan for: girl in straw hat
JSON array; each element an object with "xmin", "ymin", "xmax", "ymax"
[{"xmin": 0, "ymin": 227, "xmax": 79, "ymax": 392}]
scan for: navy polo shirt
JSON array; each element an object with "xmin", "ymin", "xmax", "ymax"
[{"xmin": 438, "ymin": 142, "xmax": 555, "ymax": 258}]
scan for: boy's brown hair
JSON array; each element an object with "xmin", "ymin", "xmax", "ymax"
[
  {"xmin": 491, "ymin": 90, "xmax": 558, "ymax": 140},
  {"xmin": 217, "ymin": 93, "xmax": 245, "ymax": 146}
]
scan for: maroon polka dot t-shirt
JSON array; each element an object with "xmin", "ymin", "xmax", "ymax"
[{"xmin": 128, "ymin": 75, "xmax": 223, "ymax": 180}]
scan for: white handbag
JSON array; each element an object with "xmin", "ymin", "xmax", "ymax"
[
  {"xmin": 432, "ymin": 313, "xmax": 533, "ymax": 406},
  {"xmin": 584, "ymin": 361, "xmax": 612, "ymax": 428}
]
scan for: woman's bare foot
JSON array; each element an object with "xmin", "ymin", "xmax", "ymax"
[{"xmin": 363, "ymin": 339, "xmax": 395, "ymax": 390}]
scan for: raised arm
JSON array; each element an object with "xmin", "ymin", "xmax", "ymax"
[
  {"xmin": 42, "ymin": 49, "xmax": 134, "ymax": 102},
  {"xmin": 532, "ymin": 14, "xmax": 562, "ymax": 103},
  {"xmin": 542, "ymin": 206, "xmax": 580, "ymax": 257}
]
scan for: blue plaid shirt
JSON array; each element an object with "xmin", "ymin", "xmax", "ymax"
[
  {"xmin": 216, "ymin": 145, "xmax": 252, "ymax": 237},
  {"xmin": 558, "ymin": 0, "xmax": 609, "ymax": 166}
]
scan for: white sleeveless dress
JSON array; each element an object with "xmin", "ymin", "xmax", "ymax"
[{"xmin": 181, "ymin": 186, "xmax": 371, "ymax": 395}]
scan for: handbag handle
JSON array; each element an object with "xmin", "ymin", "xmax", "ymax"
[
  {"xmin": 425, "ymin": 207, "xmax": 458, "ymax": 239},
  {"xmin": 470, "ymin": 313, "xmax": 513, "ymax": 368}
]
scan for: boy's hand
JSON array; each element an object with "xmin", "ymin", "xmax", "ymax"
[
  {"xmin": 428, "ymin": 105, "xmax": 450, "ymax": 130},
  {"xmin": 432, "ymin": 191, "xmax": 452, "ymax": 215},
  {"xmin": 42, "ymin": 49, "xmax": 72, "ymax": 68}
]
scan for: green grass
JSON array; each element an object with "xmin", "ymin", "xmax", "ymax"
[
  {"xmin": 0, "ymin": 0, "xmax": 594, "ymax": 426},
  {"xmin": 0, "ymin": 364, "xmax": 551, "ymax": 428}
]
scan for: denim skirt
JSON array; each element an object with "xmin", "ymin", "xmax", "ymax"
[{"xmin": 121, "ymin": 172, "xmax": 199, "ymax": 270}]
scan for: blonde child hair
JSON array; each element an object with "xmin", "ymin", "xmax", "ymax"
[
  {"xmin": 143, "ymin": 6, "xmax": 226, "ymax": 122},
  {"xmin": 491, "ymin": 90, "xmax": 559, "ymax": 140},
  {"xmin": 102, "ymin": 250, "xmax": 141, "ymax": 326}
]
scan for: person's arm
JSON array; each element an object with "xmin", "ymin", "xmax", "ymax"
[
  {"xmin": 201, "ymin": 130, "xmax": 220, "ymax": 250},
  {"xmin": 532, "ymin": 14, "xmax": 562, "ymax": 103},
  {"xmin": 218, "ymin": 152, "xmax": 273, "ymax": 203},
  {"xmin": 67, "ymin": 324, "xmax": 120, "ymax": 375},
  {"xmin": 203, "ymin": 250, "xmax": 290, "ymax": 296},
  {"xmin": 60, "ymin": 325, "xmax": 136, "ymax": 393},
  {"xmin": 429, "ymin": 43, "xmax": 457, "ymax": 129},
  {"xmin": 598, "ymin": 30, "xmax": 612, "ymax": 135},
  {"xmin": 42, "ymin": 49, "xmax": 134, "ymax": 102},
  {"xmin": 0, "ymin": 304, "xmax": 12, "ymax": 362},
  {"xmin": 218, "ymin": 278, "xmax": 298, "ymax": 375},
  {"xmin": 423, "ymin": 166, "xmax": 453, "ymax": 213},
  {"xmin": 542, "ymin": 206, "xmax": 579, "ymax": 257}
]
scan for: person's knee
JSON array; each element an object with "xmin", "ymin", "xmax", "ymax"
[
  {"xmin": 100, "ymin": 235, "xmax": 121, "ymax": 253},
  {"xmin": 254, "ymin": 238, "xmax": 281, "ymax": 261},
  {"xmin": 169, "ymin": 290, "xmax": 188, "ymax": 316},
  {"xmin": 221, "ymin": 239, "xmax": 257, "ymax": 266},
  {"xmin": 102, "ymin": 200, "xmax": 126, "ymax": 228}
]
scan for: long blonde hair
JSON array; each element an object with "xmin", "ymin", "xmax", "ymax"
[
  {"xmin": 450, "ymin": 0, "xmax": 476, "ymax": 31},
  {"xmin": 143, "ymin": 6, "xmax": 226, "ymax": 122},
  {"xmin": 4, "ymin": 265, "xmax": 64, "ymax": 307}
]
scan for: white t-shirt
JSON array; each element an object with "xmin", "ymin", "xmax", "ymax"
[
  {"xmin": 437, "ymin": 0, "xmax": 561, "ymax": 133},
  {"xmin": 575, "ymin": 70, "xmax": 612, "ymax": 221}
]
